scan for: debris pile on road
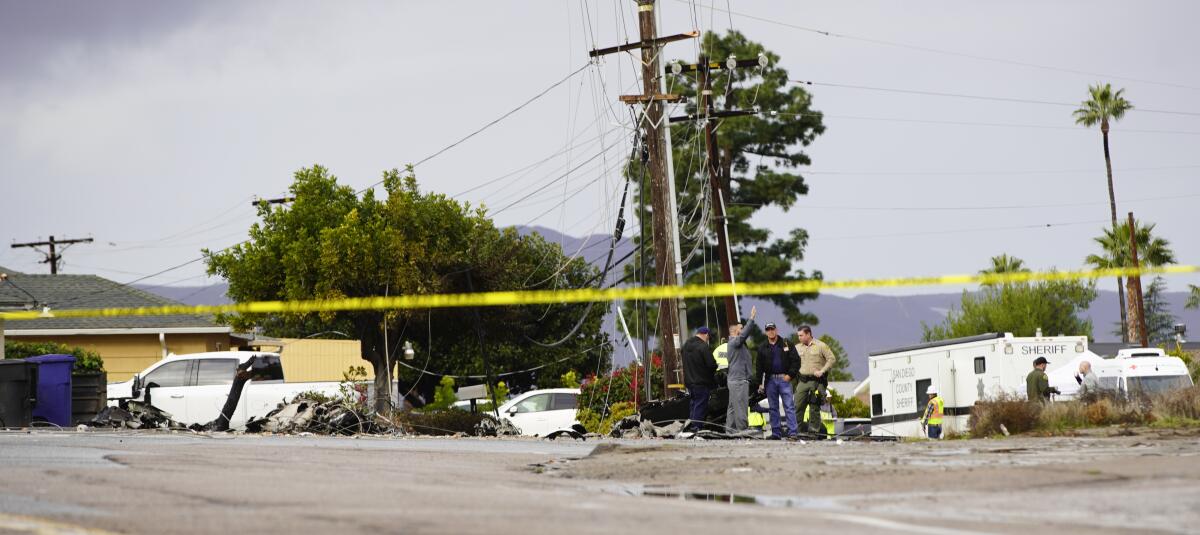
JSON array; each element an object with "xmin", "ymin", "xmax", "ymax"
[
  {"xmin": 245, "ymin": 397, "xmax": 397, "ymax": 435},
  {"xmin": 474, "ymin": 413, "xmax": 522, "ymax": 437},
  {"xmin": 89, "ymin": 401, "xmax": 187, "ymax": 430}
]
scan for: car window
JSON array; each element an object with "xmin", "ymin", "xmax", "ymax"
[
  {"xmin": 550, "ymin": 393, "xmax": 578, "ymax": 411},
  {"xmin": 514, "ymin": 394, "xmax": 552, "ymax": 413},
  {"xmin": 196, "ymin": 359, "xmax": 238, "ymax": 386},
  {"xmin": 143, "ymin": 361, "xmax": 190, "ymax": 388}
]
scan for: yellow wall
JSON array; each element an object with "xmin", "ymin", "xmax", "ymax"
[
  {"xmin": 8, "ymin": 333, "xmax": 233, "ymax": 381},
  {"xmin": 275, "ymin": 338, "xmax": 373, "ymax": 382},
  {"xmin": 8, "ymin": 333, "xmax": 368, "ymax": 383}
]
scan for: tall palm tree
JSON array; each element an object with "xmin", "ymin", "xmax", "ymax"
[
  {"xmin": 1074, "ymin": 83, "xmax": 1134, "ymax": 339},
  {"xmin": 1085, "ymin": 219, "xmax": 1175, "ymax": 341}
]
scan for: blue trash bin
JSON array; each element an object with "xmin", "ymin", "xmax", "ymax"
[{"xmin": 26, "ymin": 354, "xmax": 76, "ymax": 427}]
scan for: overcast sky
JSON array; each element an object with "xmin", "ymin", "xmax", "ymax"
[{"xmin": 1, "ymin": 0, "xmax": 1197, "ymax": 299}]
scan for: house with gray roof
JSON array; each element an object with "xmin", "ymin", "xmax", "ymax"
[{"xmin": 0, "ymin": 265, "xmax": 249, "ymax": 381}]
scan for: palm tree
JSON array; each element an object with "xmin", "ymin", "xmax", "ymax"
[
  {"xmin": 1085, "ymin": 219, "xmax": 1175, "ymax": 341},
  {"xmin": 1074, "ymin": 83, "xmax": 1134, "ymax": 339},
  {"xmin": 981, "ymin": 254, "xmax": 1028, "ymax": 275}
]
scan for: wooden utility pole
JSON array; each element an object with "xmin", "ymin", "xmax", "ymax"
[
  {"xmin": 698, "ymin": 55, "xmax": 739, "ymax": 325},
  {"xmin": 669, "ymin": 55, "xmax": 762, "ymax": 326},
  {"xmin": 591, "ymin": 0, "xmax": 695, "ymax": 394},
  {"xmin": 11, "ymin": 235, "xmax": 93, "ymax": 275},
  {"xmin": 1127, "ymin": 212, "xmax": 1149, "ymax": 347}
]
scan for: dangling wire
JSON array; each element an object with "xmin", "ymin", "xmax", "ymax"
[{"xmin": 524, "ymin": 134, "xmax": 639, "ymax": 348}]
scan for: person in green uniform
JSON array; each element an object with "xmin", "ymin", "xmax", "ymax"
[{"xmin": 1025, "ymin": 356, "xmax": 1059, "ymax": 402}]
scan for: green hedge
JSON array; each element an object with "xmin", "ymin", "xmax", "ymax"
[{"xmin": 3, "ymin": 340, "xmax": 105, "ymax": 374}]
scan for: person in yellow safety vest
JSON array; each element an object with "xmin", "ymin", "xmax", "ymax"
[
  {"xmin": 748, "ymin": 407, "xmax": 767, "ymax": 430},
  {"xmin": 800, "ymin": 391, "xmax": 835, "ymax": 437},
  {"xmin": 921, "ymin": 385, "xmax": 944, "ymax": 439},
  {"xmin": 712, "ymin": 341, "xmax": 729, "ymax": 370}
]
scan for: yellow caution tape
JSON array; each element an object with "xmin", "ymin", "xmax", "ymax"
[{"xmin": 0, "ymin": 265, "xmax": 1194, "ymax": 321}]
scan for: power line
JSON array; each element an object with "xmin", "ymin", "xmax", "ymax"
[
  {"xmin": 685, "ymin": 0, "xmax": 1200, "ymax": 92},
  {"xmin": 771, "ymin": 111, "xmax": 1200, "ymax": 135},
  {"xmin": 790, "ymin": 80, "xmax": 1200, "ymax": 117},
  {"xmin": 358, "ymin": 62, "xmax": 593, "ymax": 195},
  {"xmin": 767, "ymin": 192, "xmax": 1200, "ymax": 212},
  {"xmin": 802, "ymin": 164, "xmax": 1200, "ymax": 177},
  {"xmin": 811, "ymin": 219, "xmax": 1107, "ymax": 241}
]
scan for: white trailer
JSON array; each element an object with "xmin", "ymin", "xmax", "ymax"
[{"xmin": 868, "ymin": 333, "xmax": 1089, "ymax": 438}]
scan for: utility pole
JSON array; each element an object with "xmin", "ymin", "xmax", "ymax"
[
  {"xmin": 699, "ymin": 55, "xmax": 739, "ymax": 325},
  {"xmin": 668, "ymin": 54, "xmax": 763, "ymax": 326},
  {"xmin": 590, "ymin": 0, "xmax": 695, "ymax": 395},
  {"xmin": 11, "ymin": 235, "xmax": 93, "ymax": 275},
  {"xmin": 1127, "ymin": 212, "xmax": 1149, "ymax": 347}
]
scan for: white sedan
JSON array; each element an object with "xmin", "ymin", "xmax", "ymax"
[{"xmin": 494, "ymin": 388, "xmax": 581, "ymax": 437}]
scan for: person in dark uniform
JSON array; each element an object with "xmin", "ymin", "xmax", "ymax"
[{"xmin": 682, "ymin": 326, "xmax": 715, "ymax": 432}]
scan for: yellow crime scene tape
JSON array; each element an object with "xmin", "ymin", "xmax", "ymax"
[{"xmin": 0, "ymin": 265, "xmax": 1195, "ymax": 321}]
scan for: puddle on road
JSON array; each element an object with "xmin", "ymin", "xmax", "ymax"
[{"xmin": 612, "ymin": 486, "xmax": 842, "ymax": 511}]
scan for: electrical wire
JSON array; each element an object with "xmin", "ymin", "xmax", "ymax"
[
  {"xmin": 811, "ymin": 219, "xmax": 1108, "ymax": 242},
  {"xmin": 358, "ymin": 62, "xmax": 593, "ymax": 195},
  {"xmin": 683, "ymin": 0, "xmax": 1200, "ymax": 92},
  {"xmin": 790, "ymin": 79, "xmax": 1200, "ymax": 117}
]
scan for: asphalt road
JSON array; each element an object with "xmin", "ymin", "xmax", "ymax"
[{"xmin": 0, "ymin": 429, "xmax": 1195, "ymax": 534}]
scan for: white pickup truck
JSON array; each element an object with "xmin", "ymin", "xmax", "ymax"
[{"xmin": 108, "ymin": 351, "xmax": 343, "ymax": 430}]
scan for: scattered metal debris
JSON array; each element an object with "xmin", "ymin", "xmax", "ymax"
[
  {"xmin": 244, "ymin": 397, "xmax": 396, "ymax": 435},
  {"xmin": 89, "ymin": 401, "xmax": 188, "ymax": 430},
  {"xmin": 474, "ymin": 414, "xmax": 522, "ymax": 437}
]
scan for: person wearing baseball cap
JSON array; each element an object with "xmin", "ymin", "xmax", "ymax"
[
  {"xmin": 682, "ymin": 326, "xmax": 716, "ymax": 432},
  {"xmin": 755, "ymin": 322, "xmax": 798, "ymax": 439},
  {"xmin": 1025, "ymin": 356, "xmax": 1059, "ymax": 402}
]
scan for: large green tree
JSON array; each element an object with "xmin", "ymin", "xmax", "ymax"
[
  {"xmin": 1074, "ymin": 83, "xmax": 1134, "ymax": 339},
  {"xmin": 625, "ymin": 31, "xmax": 826, "ymax": 341},
  {"xmin": 1084, "ymin": 218, "xmax": 1175, "ymax": 342},
  {"xmin": 818, "ymin": 334, "xmax": 854, "ymax": 382},
  {"xmin": 923, "ymin": 255, "xmax": 1097, "ymax": 341},
  {"xmin": 205, "ymin": 166, "xmax": 610, "ymax": 412},
  {"xmin": 1137, "ymin": 277, "xmax": 1176, "ymax": 345}
]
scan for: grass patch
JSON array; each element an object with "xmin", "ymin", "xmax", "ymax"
[{"xmin": 969, "ymin": 386, "xmax": 1200, "ymax": 437}]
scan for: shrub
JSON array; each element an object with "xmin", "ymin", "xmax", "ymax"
[
  {"xmin": 830, "ymin": 389, "xmax": 869, "ymax": 418},
  {"xmin": 968, "ymin": 394, "xmax": 1043, "ymax": 437},
  {"xmin": 426, "ymin": 376, "xmax": 458, "ymax": 411},
  {"xmin": 1152, "ymin": 386, "xmax": 1200, "ymax": 421},
  {"xmin": 400, "ymin": 410, "xmax": 484, "ymax": 436},
  {"xmin": 579, "ymin": 401, "xmax": 637, "ymax": 434},
  {"xmin": 578, "ymin": 355, "xmax": 663, "ymax": 416},
  {"xmin": 3, "ymin": 340, "xmax": 105, "ymax": 374}
]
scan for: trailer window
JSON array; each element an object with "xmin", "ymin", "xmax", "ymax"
[
  {"xmin": 974, "ymin": 357, "xmax": 986, "ymax": 374},
  {"xmin": 915, "ymin": 378, "xmax": 931, "ymax": 412},
  {"xmin": 872, "ymin": 394, "xmax": 883, "ymax": 416}
]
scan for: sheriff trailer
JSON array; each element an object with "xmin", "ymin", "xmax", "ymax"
[{"xmin": 868, "ymin": 332, "xmax": 1088, "ymax": 438}]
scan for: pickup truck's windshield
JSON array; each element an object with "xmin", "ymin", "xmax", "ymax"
[{"xmin": 196, "ymin": 359, "xmax": 239, "ymax": 386}]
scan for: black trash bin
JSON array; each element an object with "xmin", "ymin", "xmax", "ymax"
[
  {"xmin": 72, "ymin": 371, "xmax": 108, "ymax": 425},
  {"xmin": 0, "ymin": 360, "xmax": 38, "ymax": 428}
]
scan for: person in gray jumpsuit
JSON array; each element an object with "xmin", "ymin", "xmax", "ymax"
[{"xmin": 724, "ymin": 306, "xmax": 757, "ymax": 433}]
